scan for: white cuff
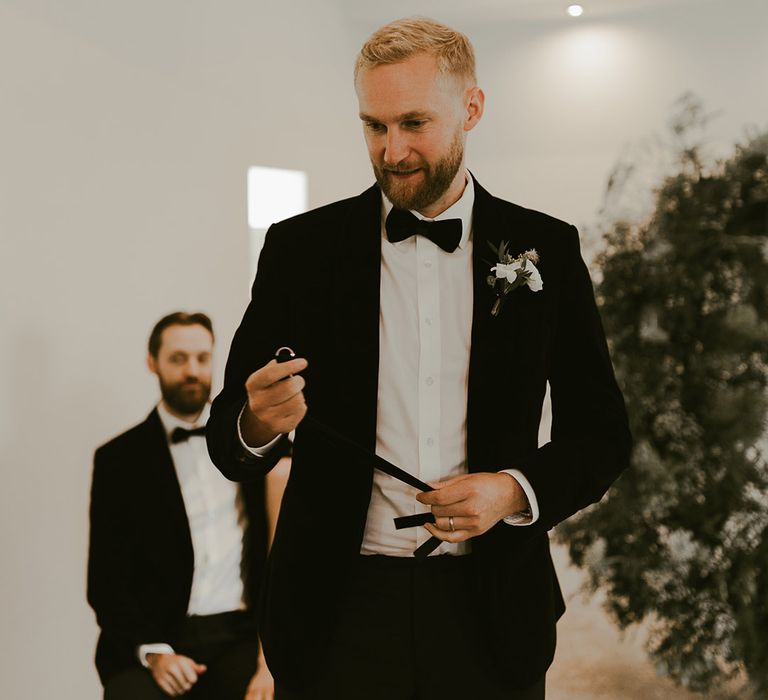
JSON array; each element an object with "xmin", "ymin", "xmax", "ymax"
[
  {"xmin": 237, "ymin": 403, "xmax": 283, "ymax": 456},
  {"xmin": 500, "ymin": 469, "xmax": 540, "ymax": 526},
  {"xmin": 137, "ymin": 643, "xmax": 174, "ymax": 668}
]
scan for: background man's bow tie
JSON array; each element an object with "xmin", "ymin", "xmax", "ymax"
[
  {"xmin": 171, "ymin": 426, "xmax": 206, "ymax": 443},
  {"xmin": 385, "ymin": 208, "xmax": 462, "ymax": 253}
]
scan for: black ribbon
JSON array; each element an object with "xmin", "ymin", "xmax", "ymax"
[
  {"xmin": 275, "ymin": 347, "xmax": 442, "ymax": 558},
  {"xmin": 303, "ymin": 415, "xmax": 442, "ymax": 558}
]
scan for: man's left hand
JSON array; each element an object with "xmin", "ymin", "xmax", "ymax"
[
  {"xmin": 417, "ymin": 472, "xmax": 528, "ymax": 543},
  {"xmin": 244, "ymin": 662, "xmax": 274, "ymax": 700}
]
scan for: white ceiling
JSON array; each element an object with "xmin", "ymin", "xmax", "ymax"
[{"xmin": 334, "ymin": 0, "xmax": 698, "ymax": 25}]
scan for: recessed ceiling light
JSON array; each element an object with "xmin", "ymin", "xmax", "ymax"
[{"xmin": 567, "ymin": 4, "xmax": 584, "ymax": 17}]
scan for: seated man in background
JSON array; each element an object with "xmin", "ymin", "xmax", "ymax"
[{"xmin": 88, "ymin": 311, "xmax": 289, "ymax": 700}]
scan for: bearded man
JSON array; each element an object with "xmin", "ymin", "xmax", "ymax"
[
  {"xmin": 207, "ymin": 17, "xmax": 631, "ymax": 700},
  {"xmin": 88, "ymin": 312, "xmax": 284, "ymax": 700}
]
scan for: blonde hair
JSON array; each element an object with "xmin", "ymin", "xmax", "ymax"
[{"xmin": 354, "ymin": 17, "xmax": 476, "ymax": 87}]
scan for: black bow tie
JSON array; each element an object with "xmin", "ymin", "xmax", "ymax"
[
  {"xmin": 170, "ymin": 426, "xmax": 206, "ymax": 444},
  {"xmin": 385, "ymin": 208, "xmax": 462, "ymax": 253}
]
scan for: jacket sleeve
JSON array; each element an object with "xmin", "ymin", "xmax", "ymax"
[
  {"xmin": 87, "ymin": 447, "xmax": 164, "ymax": 650},
  {"xmin": 517, "ymin": 225, "xmax": 632, "ymax": 531},
  {"xmin": 207, "ymin": 223, "xmax": 292, "ymax": 482}
]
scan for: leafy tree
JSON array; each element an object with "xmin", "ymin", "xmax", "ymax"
[{"xmin": 557, "ymin": 102, "xmax": 768, "ymax": 696}]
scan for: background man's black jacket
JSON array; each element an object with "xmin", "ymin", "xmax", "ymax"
[
  {"xmin": 207, "ymin": 178, "xmax": 632, "ymax": 692},
  {"xmin": 87, "ymin": 408, "xmax": 268, "ymax": 685}
]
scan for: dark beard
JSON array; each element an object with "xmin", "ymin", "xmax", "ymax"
[
  {"xmin": 160, "ymin": 378, "xmax": 211, "ymax": 416},
  {"xmin": 373, "ymin": 129, "xmax": 464, "ymax": 212}
]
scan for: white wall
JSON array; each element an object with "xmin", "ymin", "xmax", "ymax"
[
  {"xmin": 2, "ymin": 1, "xmax": 766, "ymax": 697},
  {"xmin": 344, "ymin": 0, "xmax": 768, "ymax": 237},
  {"xmin": 0, "ymin": 2, "xmax": 359, "ymax": 697},
  {"xmin": 468, "ymin": 0, "xmax": 768, "ymax": 234}
]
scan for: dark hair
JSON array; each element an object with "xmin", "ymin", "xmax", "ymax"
[{"xmin": 148, "ymin": 311, "xmax": 214, "ymax": 357}]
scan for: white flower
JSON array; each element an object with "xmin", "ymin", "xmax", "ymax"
[
  {"xmin": 493, "ymin": 260, "xmax": 543, "ymax": 291},
  {"xmin": 487, "ymin": 243, "xmax": 543, "ymax": 316},
  {"xmin": 491, "ymin": 262, "xmax": 519, "ymax": 283},
  {"xmin": 525, "ymin": 262, "xmax": 543, "ymax": 292}
]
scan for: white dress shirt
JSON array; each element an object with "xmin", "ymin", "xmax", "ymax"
[
  {"xmin": 139, "ymin": 402, "xmax": 247, "ymax": 665},
  {"xmin": 361, "ymin": 174, "xmax": 538, "ymax": 557},
  {"xmin": 240, "ymin": 173, "xmax": 538, "ymax": 558}
]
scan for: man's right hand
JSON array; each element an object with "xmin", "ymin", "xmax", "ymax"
[
  {"xmin": 147, "ymin": 653, "xmax": 206, "ymax": 696},
  {"xmin": 242, "ymin": 358, "xmax": 308, "ymax": 447}
]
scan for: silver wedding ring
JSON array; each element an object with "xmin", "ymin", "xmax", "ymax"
[{"xmin": 448, "ymin": 516, "xmax": 455, "ymax": 532}]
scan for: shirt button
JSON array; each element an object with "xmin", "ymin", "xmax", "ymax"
[
  {"xmin": 424, "ymin": 260, "xmax": 433, "ymax": 268},
  {"xmin": 426, "ymin": 376, "xmax": 434, "ymax": 386},
  {"xmin": 425, "ymin": 317, "xmax": 432, "ymax": 325},
  {"xmin": 426, "ymin": 437, "xmax": 434, "ymax": 447}
]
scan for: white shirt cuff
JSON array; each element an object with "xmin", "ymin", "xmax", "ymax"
[
  {"xmin": 500, "ymin": 469, "xmax": 540, "ymax": 526},
  {"xmin": 237, "ymin": 403, "xmax": 283, "ymax": 456},
  {"xmin": 137, "ymin": 643, "xmax": 175, "ymax": 668}
]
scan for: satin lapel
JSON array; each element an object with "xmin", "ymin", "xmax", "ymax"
[
  {"xmin": 330, "ymin": 184, "xmax": 382, "ymax": 455},
  {"xmin": 466, "ymin": 177, "xmax": 527, "ymax": 469},
  {"xmin": 143, "ymin": 410, "xmax": 194, "ymax": 571}
]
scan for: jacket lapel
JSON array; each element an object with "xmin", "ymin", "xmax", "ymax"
[
  {"xmin": 466, "ymin": 177, "xmax": 529, "ymax": 469},
  {"xmin": 329, "ymin": 185, "xmax": 383, "ymax": 454}
]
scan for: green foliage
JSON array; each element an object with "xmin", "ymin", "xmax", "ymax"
[{"xmin": 557, "ymin": 105, "xmax": 768, "ymax": 695}]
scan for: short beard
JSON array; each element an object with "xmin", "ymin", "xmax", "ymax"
[
  {"xmin": 373, "ymin": 129, "xmax": 465, "ymax": 212},
  {"xmin": 160, "ymin": 377, "xmax": 211, "ymax": 417}
]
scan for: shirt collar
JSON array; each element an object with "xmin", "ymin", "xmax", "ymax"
[
  {"xmin": 381, "ymin": 170, "xmax": 474, "ymax": 251},
  {"xmin": 156, "ymin": 401, "xmax": 211, "ymax": 440}
]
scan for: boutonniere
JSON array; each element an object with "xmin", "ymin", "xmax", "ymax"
[{"xmin": 486, "ymin": 242, "xmax": 543, "ymax": 317}]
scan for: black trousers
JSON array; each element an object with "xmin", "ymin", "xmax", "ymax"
[
  {"xmin": 104, "ymin": 611, "xmax": 260, "ymax": 700},
  {"xmin": 276, "ymin": 555, "xmax": 545, "ymax": 700}
]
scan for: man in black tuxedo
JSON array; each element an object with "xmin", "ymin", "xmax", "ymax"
[
  {"xmin": 88, "ymin": 312, "xmax": 282, "ymax": 700},
  {"xmin": 207, "ymin": 17, "xmax": 631, "ymax": 700}
]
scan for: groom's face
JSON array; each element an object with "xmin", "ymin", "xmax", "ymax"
[{"xmin": 356, "ymin": 52, "xmax": 481, "ymax": 214}]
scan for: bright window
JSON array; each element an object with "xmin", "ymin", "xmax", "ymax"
[{"xmin": 247, "ymin": 166, "xmax": 308, "ymax": 283}]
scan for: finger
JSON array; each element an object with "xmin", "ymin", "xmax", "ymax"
[
  {"xmin": 245, "ymin": 390, "xmax": 307, "ymax": 437},
  {"xmin": 158, "ymin": 667, "xmax": 183, "ymax": 696},
  {"xmin": 246, "ymin": 358, "xmax": 308, "ymax": 391},
  {"xmin": 417, "ymin": 483, "xmax": 470, "ymax": 506},
  {"xmin": 157, "ymin": 677, "xmax": 178, "ymax": 696},
  {"xmin": 260, "ymin": 357, "xmax": 309, "ymax": 385},
  {"xmin": 255, "ymin": 389, "xmax": 307, "ymax": 420},
  {"xmin": 425, "ymin": 474, "xmax": 471, "ymax": 490},
  {"xmin": 255, "ymin": 396, "xmax": 307, "ymax": 434},
  {"xmin": 248, "ymin": 375, "xmax": 306, "ymax": 410},
  {"xmin": 159, "ymin": 673, "xmax": 182, "ymax": 696},
  {"xmin": 167, "ymin": 664, "xmax": 193, "ymax": 693},
  {"xmin": 193, "ymin": 662, "xmax": 207, "ymax": 674},
  {"xmin": 433, "ymin": 515, "xmax": 478, "ymax": 532},
  {"xmin": 425, "ymin": 522, "xmax": 471, "ymax": 543},
  {"xmin": 429, "ymin": 501, "xmax": 475, "ymax": 518},
  {"xmin": 177, "ymin": 658, "xmax": 199, "ymax": 686}
]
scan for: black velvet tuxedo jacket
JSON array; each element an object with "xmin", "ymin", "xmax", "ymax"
[
  {"xmin": 87, "ymin": 408, "xmax": 269, "ymax": 685},
  {"xmin": 207, "ymin": 176, "xmax": 632, "ymax": 691}
]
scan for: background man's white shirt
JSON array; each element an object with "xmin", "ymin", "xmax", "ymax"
[{"xmin": 139, "ymin": 403, "xmax": 247, "ymax": 666}]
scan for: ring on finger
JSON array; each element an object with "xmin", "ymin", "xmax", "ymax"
[{"xmin": 448, "ymin": 516, "xmax": 455, "ymax": 532}]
